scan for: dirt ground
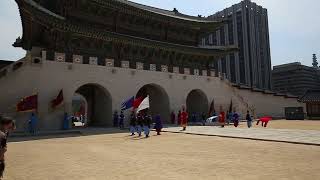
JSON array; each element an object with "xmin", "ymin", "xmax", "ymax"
[
  {"xmin": 5, "ymin": 131, "xmax": 320, "ymax": 180},
  {"xmin": 234, "ymin": 120, "xmax": 320, "ymax": 130}
]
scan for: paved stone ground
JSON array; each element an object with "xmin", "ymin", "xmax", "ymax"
[
  {"xmin": 163, "ymin": 126, "xmax": 320, "ymax": 145},
  {"xmin": 6, "ymin": 132, "xmax": 320, "ymax": 180}
]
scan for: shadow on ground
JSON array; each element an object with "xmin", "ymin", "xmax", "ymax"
[{"xmin": 8, "ymin": 128, "xmax": 129, "ymax": 143}]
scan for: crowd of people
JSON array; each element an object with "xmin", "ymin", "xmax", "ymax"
[
  {"xmin": 168, "ymin": 108, "xmax": 254, "ymax": 129},
  {"xmin": 113, "ymin": 110, "xmax": 163, "ymax": 138}
]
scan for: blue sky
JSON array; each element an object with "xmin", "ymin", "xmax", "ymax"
[{"xmin": 0, "ymin": 0, "xmax": 319, "ymax": 66}]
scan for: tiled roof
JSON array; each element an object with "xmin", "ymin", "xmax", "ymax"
[
  {"xmin": 0, "ymin": 60, "xmax": 13, "ymax": 70},
  {"xmin": 115, "ymin": 0, "xmax": 219, "ymax": 23},
  {"xmin": 299, "ymin": 90, "xmax": 320, "ymax": 103}
]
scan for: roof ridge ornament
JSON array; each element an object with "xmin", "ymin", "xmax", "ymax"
[{"xmin": 173, "ymin": 8, "xmax": 179, "ymax": 14}]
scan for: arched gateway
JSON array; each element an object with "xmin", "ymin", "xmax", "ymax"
[
  {"xmin": 73, "ymin": 84, "xmax": 112, "ymax": 127},
  {"xmin": 136, "ymin": 84, "xmax": 170, "ymax": 123},
  {"xmin": 186, "ymin": 89, "xmax": 209, "ymax": 116}
]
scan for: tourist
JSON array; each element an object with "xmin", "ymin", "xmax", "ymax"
[
  {"xmin": 113, "ymin": 111, "xmax": 119, "ymax": 127},
  {"xmin": 233, "ymin": 110, "xmax": 240, "ymax": 127},
  {"xmin": 129, "ymin": 112, "xmax": 136, "ymax": 136},
  {"xmin": 201, "ymin": 112, "xmax": 206, "ymax": 126},
  {"xmin": 246, "ymin": 111, "xmax": 253, "ymax": 128},
  {"xmin": 119, "ymin": 111, "xmax": 124, "ymax": 129},
  {"xmin": 154, "ymin": 114, "xmax": 163, "ymax": 135},
  {"xmin": 177, "ymin": 110, "xmax": 181, "ymax": 125},
  {"xmin": 0, "ymin": 116, "xmax": 15, "ymax": 179},
  {"xmin": 219, "ymin": 110, "xmax": 226, "ymax": 128},
  {"xmin": 143, "ymin": 113, "xmax": 151, "ymax": 138},
  {"xmin": 29, "ymin": 112, "xmax": 38, "ymax": 134},
  {"xmin": 170, "ymin": 111, "xmax": 176, "ymax": 124},
  {"xmin": 180, "ymin": 107, "xmax": 188, "ymax": 131},
  {"xmin": 136, "ymin": 112, "xmax": 143, "ymax": 137}
]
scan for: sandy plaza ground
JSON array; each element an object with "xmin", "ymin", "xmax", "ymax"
[{"xmin": 4, "ymin": 120, "xmax": 320, "ymax": 180}]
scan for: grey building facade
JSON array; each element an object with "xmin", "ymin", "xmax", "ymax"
[
  {"xmin": 204, "ymin": 0, "xmax": 272, "ymax": 90},
  {"xmin": 272, "ymin": 62, "xmax": 320, "ymax": 97}
]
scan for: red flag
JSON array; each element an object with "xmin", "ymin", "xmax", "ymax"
[
  {"xmin": 133, "ymin": 97, "xmax": 144, "ymax": 109},
  {"xmin": 16, "ymin": 94, "xmax": 38, "ymax": 112},
  {"xmin": 51, "ymin": 90, "xmax": 64, "ymax": 109}
]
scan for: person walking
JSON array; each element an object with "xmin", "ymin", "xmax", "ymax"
[
  {"xmin": 129, "ymin": 112, "xmax": 136, "ymax": 136},
  {"xmin": 143, "ymin": 113, "xmax": 151, "ymax": 138},
  {"xmin": 233, "ymin": 110, "xmax": 240, "ymax": 127},
  {"xmin": 29, "ymin": 112, "xmax": 38, "ymax": 135},
  {"xmin": 113, "ymin": 111, "xmax": 119, "ymax": 128},
  {"xmin": 0, "ymin": 116, "xmax": 15, "ymax": 179},
  {"xmin": 180, "ymin": 107, "xmax": 188, "ymax": 131},
  {"xmin": 154, "ymin": 114, "xmax": 163, "ymax": 135},
  {"xmin": 246, "ymin": 111, "xmax": 253, "ymax": 128},
  {"xmin": 136, "ymin": 112, "xmax": 143, "ymax": 137},
  {"xmin": 119, "ymin": 111, "xmax": 124, "ymax": 129}
]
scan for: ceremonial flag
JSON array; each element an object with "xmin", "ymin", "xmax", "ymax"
[
  {"xmin": 137, "ymin": 96, "xmax": 150, "ymax": 112},
  {"xmin": 121, "ymin": 96, "xmax": 134, "ymax": 110},
  {"xmin": 51, "ymin": 90, "xmax": 64, "ymax": 109},
  {"xmin": 16, "ymin": 94, "xmax": 38, "ymax": 112},
  {"xmin": 133, "ymin": 96, "xmax": 144, "ymax": 109},
  {"xmin": 228, "ymin": 99, "xmax": 233, "ymax": 112},
  {"xmin": 208, "ymin": 99, "xmax": 215, "ymax": 116}
]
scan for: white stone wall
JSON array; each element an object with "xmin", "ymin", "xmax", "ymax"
[{"xmin": 0, "ymin": 55, "xmax": 305, "ymax": 131}]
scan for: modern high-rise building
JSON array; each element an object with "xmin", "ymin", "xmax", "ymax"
[
  {"xmin": 204, "ymin": 0, "xmax": 272, "ymax": 90},
  {"xmin": 272, "ymin": 62, "xmax": 320, "ymax": 97}
]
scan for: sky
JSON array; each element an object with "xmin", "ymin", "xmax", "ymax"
[{"xmin": 0, "ymin": 0, "xmax": 319, "ymax": 66}]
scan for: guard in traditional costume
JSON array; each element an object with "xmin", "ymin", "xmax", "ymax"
[
  {"xmin": 136, "ymin": 112, "xmax": 143, "ymax": 137},
  {"xmin": 219, "ymin": 111, "xmax": 226, "ymax": 128},
  {"xmin": 180, "ymin": 107, "xmax": 188, "ymax": 131},
  {"xmin": 154, "ymin": 114, "xmax": 163, "ymax": 135},
  {"xmin": 129, "ymin": 112, "xmax": 136, "ymax": 136},
  {"xmin": 29, "ymin": 112, "xmax": 38, "ymax": 134},
  {"xmin": 143, "ymin": 114, "xmax": 151, "ymax": 138},
  {"xmin": 233, "ymin": 111, "xmax": 240, "ymax": 127}
]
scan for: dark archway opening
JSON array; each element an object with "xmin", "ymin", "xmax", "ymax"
[
  {"xmin": 73, "ymin": 84, "xmax": 112, "ymax": 127},
  {"xmin": 186, "ymin": 89, "xmax": 209, "ymax": 121},
  {"xmin": 136, "ymin": 84, "xmax": 170, "ymax": 123}
]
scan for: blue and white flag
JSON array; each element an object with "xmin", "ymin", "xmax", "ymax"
[{"xmin": 121, "ymin": 96, "xmax": 134, "ymax": 110}]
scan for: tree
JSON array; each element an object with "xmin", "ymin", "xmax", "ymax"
[{"xmin": 312, "ymin": 54, "xmax": 318, "ymax": 68}]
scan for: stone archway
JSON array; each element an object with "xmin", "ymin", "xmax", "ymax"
[
  {"xmin": 74, "ymin": 83, "xmax": 112, "ymax": 127},
  {"xmin": 186, "ymin": 89, "xmax": 209, "ymax": 117},
  {"xmin": 136, "ymin": 84, "xmax": 170, "ymax": 123}
]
